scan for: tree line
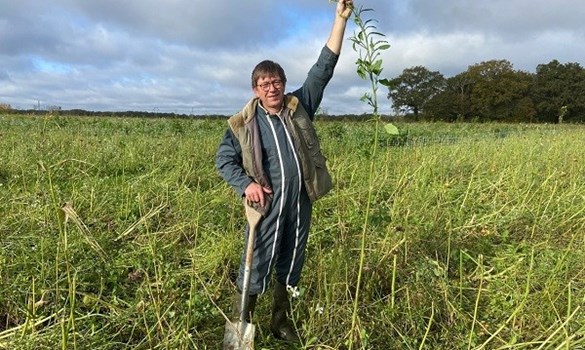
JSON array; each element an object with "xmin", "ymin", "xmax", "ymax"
[
  {"xmin": 0, "ymin": 107, "xmax": 229, "ymax": 120},
  {"xmin": 386, "ymin": 59, "xmax": 585, "ymax": 123}
]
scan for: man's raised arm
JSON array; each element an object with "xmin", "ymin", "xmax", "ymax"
[{"xmin": 326, "ymin": 0, "xmax": 353, "ymax": 55}]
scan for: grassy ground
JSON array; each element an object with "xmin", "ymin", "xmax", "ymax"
[{"xmin": 0, "ymin": 114, "xmax": 583, "ymax": 349}]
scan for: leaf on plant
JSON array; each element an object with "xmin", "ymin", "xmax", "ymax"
[
  {"xmin": 360, "ymin": 93, "xmax": 372, "ymax": 103},
  {"xmin": 379, "ymin": 78, "xmax": 392, "ymax": 87},
  {"xmin": 372, "ymin": 60, "xmax": 383, "ymax": 75},
  {"xmin": 384, "ymin": 123, "xmax": 400, "ymax": 135}
]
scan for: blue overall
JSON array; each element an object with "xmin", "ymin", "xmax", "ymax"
[{"xmin": 216, "ymin": 46, "xmax": 338, "ymax": 295}]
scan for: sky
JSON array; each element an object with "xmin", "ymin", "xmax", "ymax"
[{"xmin": 1, "ymin": 0, "xmax": 584, "ymax": 116}]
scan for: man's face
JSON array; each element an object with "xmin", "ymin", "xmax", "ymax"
[{"xmin": 253, "ymin": 75, "xmax": 285, "ymax": 113}]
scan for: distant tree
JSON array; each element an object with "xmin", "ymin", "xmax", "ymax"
[
  {"xmin": 466, "ymin": 59, "xmax": 535, "ymax": 122},
  {"xmin": 424, "ymin": 60, "xmax": 536, "ymax": 122},
  {"xmin": 0, "ymin": 103, "xmax": 12, "ymax": 111},
  {"xmin": 532, "ymin": 60, "xmax": 585, "ymax": 123},
  {"xmin": 424, "ymin": 72, "xmax": 474, "ymax": 121},
  {"xmin": 387, "ymin": 66, "xmax": 446, "ymax": 119}
]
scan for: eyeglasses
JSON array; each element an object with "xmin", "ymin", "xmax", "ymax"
[{"xmin": 256, "ymin": 80, "xmax": 284, "ymax": 91}]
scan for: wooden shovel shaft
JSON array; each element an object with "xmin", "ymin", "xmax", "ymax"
[{"xmin": 239, "ymin": 204, "xmax": 263, "ymax": 322}]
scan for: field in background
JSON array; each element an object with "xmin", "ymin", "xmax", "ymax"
[{"xmin": 0, "ymin": 114, "xmax": 584, "ymax": 349}]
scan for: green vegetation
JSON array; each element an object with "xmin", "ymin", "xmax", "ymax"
[{"xmin": 1, "ymin": 114, "xmax": 584, "ymax": 349}]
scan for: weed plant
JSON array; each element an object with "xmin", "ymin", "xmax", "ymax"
[{"xmin": 0, "ymin": 114, "xmax": 584, "ymax": 349}]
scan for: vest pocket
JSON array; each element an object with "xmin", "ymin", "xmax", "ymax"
[
  {"xmin": 295, "ymin": 116, "xmax": 320, "ymax": 149},
  {"xmin": 290, "ymin": 114, "xmax": 333, "ymax": 202},
  {"xmin": 310, "ymin": 153, "xmax": 333, "ymax": 202}
]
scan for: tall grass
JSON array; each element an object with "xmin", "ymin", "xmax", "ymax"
[{"xmin": 0, "ymin": 114, "xmax": 584, "ymax": 349}]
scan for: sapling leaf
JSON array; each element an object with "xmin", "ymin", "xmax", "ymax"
[
  {"xmin": 360, "ymin": 93, "xmax": 372, "ymax": 103},
  {"xmin": 357, "ymin": 66, "xmax": 367, "ymax": 79},
  {"xmin": 384, "ymin": 123, "xmax": 400, "ymax": 135},
  {"xmin": 379, "ymin": 78, "xmax": 392, "ymax": 87},
  {"xmin": 372, "ymin": 60, "xmax": 383, "ymax": 75}
]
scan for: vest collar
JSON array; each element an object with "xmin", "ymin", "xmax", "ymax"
[{"xmin": 240, "ymin": 94, "xmax": 300, "ymax": 124}]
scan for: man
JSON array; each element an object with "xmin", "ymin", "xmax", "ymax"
[{"xmin": 215, "ymin": 0, "xmax": 353, "ymax": 343}]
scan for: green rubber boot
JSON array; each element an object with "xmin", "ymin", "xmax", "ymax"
[{"xmin": 270, "ymin": 281, "xmax": 301, "ymax": 343}]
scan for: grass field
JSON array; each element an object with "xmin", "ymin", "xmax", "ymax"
[{"xmin": 0, "ymin": 114, "xmax": 584, "ymax": 349}]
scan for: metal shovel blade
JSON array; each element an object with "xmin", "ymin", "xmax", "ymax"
[{"xmin": 223, "ymin": 319, "xmax": 255, "ymax": 350}]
